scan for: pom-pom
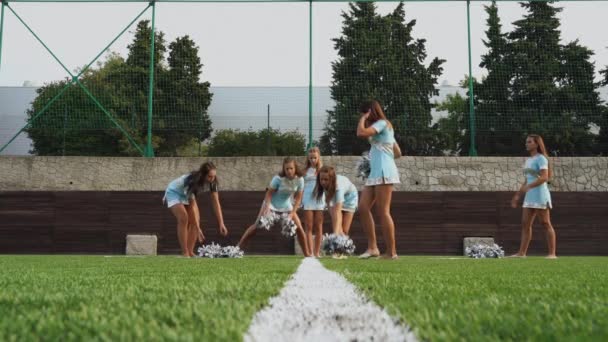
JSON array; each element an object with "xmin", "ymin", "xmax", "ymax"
[
  {"xmin": 465, "ymin": 243, "xmax": 504, "ymax": 258},
  {"xmin": 321, "ymin": 233, "xmax": 356, "ymax": 255},
  {"xmin": 197, "ymin": 243, "xmax": 244, "ymax": 258},
  {"xmin": 356, "ymin": 152, "xmax": 371, "ymax": 180},
  {"xmin": 256, "ymin": 211, "xmax": 297, "ymax": 238}
]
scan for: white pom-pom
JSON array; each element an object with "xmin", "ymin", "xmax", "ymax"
[
  {"xmin": 465, "ymin": 243, "xmax": 504, "ymax": 258},
  {"xmin": 198, "ymin": 243, "xmax": 244, "ymax": 258},
  {"xmin": 322, "ymin": 233, "xmax": 356, "ymax": 255},
  {"xmin": 256, "ymin": 211, "xmax": 297, "ymax": 238},
  {"xmin": 355, "ymin": 151, "xmax": 371, "ymax": 180},
  {"xmin": 279, "ymin": 213, "xmax": 297, "ymax": 238}
]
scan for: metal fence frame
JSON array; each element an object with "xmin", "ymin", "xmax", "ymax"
[{"xmin": 0, "ymin": 0, "xmax": 603, "ymax": 156}]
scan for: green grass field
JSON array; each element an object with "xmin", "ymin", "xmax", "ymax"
[
  {"xmin": 0, "ymin": 256, "xmax": 300, "ymax": 341},
  {"xmin": 1, "ymin": 256, "xmax": 606, "ymax": 341},
  {"xmin": 323, "ymin": 257, "xmax": 608, "ymax": 341}
]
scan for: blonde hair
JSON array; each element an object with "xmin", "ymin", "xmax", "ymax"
[{"xmin": 305, "ymin": 146, "xmax": 323, "ymax": 171}]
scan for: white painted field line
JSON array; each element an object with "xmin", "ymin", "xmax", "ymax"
[{"xmin": 244, "ymin": 257, "xmax": 417, "ymax": 342}]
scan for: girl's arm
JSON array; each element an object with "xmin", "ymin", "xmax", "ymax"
[
  {"xmin": 393, "ymin": 142, "xmax": 402, "ymax": 158},
  {"xmin": 210, "ymin": 192, "xmax": 228, "ymax": 236},
  {"xmin": 190, "ymin": 196, "xmax": 205, "ymax": 242},
  {"xmin": 289, "ymin": 191, "xmax": 303, "ymax": 221},
  {"xmin": 260, "ymin": 188, "xmax": 275, "ymax": 216},
  {"xmin": 356, "ymin": 114, "xmax": 376, "ymax": 138},
  {"xmin": 331, "ymin": 202, "xmax": 344, "ymax": 235},
  {"xmin": 511, "ymin": 179, "xmax": 527, "ymax": 208},
  {"xmin": 522, "ymin": 169, "xmax": 549, "ymax": 192}
]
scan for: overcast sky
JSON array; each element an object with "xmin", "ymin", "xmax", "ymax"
[{"xmin": 0, "ymin": 1, "xmax": 606, "ymax": 87}]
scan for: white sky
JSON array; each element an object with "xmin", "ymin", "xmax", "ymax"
[{"xmin": 0, "ymin": 1, "xmax": 606, "ymax": 87}]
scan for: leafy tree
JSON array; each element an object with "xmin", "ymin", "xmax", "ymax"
[
  {"xmin": 321, "ymin": 2, "xmax": 444, "ymax": 156},
  {"xmin": 208, "ymin": 129, "xmax": 306, "ymax": 157}
]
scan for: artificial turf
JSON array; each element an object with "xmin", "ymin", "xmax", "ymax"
[
  {"xmin": 0, "ymin": 256, "xmax": 300, "ymax": 341},
  {"xmin": 323, "ymin": 256, "xmax": 608, "ymax": 341}
]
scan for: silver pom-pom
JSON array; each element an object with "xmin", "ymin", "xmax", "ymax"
[
  {"xmin": 322, "ymin": 233, "xmax": 356, "ymax": 255},
  {"xmin": 255, "ymin": 213, "xmax": 275, "ymax": 231},
  {"xmin": 255, "ymin": 211, "xmax": 297, "ymax": 238},
  {"xmin": 279, "ymin": 213, "xmax": 297, "ymax": 238},
  {"xmin": 356, "ymin": 152, "xmax": 371, "ymax": 180},
  {"xmin": 197, "ymin": 243, "xmax": 244, "ymax": 258},
  {"xmin": 197, "ymin": 242, "xmax": 223, "ymax": 258},
  {"xmin": 219, "ymin": 245, "xmax": 244, "ymax": 258},
  {"xmin": 465, "ymin": 243, "xmax": 504, "ymax": 258}
]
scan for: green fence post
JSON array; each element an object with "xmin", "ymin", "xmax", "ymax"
[
  {"xmin": 307, "ymin": 0, "xmax": 313, "ymax": 150},
  {"xmin": 466, "ymin": 0, "xmax": 477, "ymax": 156},
  {"xmin": 0, "ymin": 1, "xmax": 6, "ymax": 73},
  {"xmin": 145, "ymin": 1, "xmax": 156, "ymax": 157}
]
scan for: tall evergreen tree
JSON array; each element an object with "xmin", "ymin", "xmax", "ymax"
[
  {"xmin": 467, "ymin": 1, "xmax": 516, "ymax": 155},
  {"xmin": 507, "ymin": 2, "xmax": 598, "ymax": 155},
  {"xmin": 156, "ymin": 35, "xmax": 213, "ymax": 156},
  {"xmin": 596, "ymin": 64, "xmax": 608, "ymax": 155},
  {"xmin": 126, "ymin": 20, "xmax": 166, "ymax": 71},
  {"xmin": 321, "ymin": 2, "xmax": 444, "ymax": 156}
]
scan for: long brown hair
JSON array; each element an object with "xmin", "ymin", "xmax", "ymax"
[
  {"xmin": 305, "ymin": 146, "xmax": 323, "ymax": 171},
  {"xmin": 314, "ymin": 166, "xmax": 337, "ymax": 205},
  {"xmin": 185, "ymin": 161, "xmax": 218, "ymax": 196},
  {"xmin": 279, "ymin": 157, "xmax": 305, "ymax": 178},
  {"xmin": 527, "ymin": 134, "xmax": 553, "ymax": 179},
  {"xmin": 359, "ymin": 99, "xmax": 393, "ymax": 129}
]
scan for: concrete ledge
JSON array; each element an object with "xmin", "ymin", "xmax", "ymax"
[{"xmin": 1, "ymin": 156, "xmax": 607, "ymax": 192}]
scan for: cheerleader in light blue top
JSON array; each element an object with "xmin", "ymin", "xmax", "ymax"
[
  {"xmin": 163, "ymin": 162, "xmax": 229, "ymax": 257},
  {"xmin": 301, "ymin": 147, "xmax": 326, "ymax": 257},
  {"xmin": 510, "ymin": 134, "xmax": 557, "ymax": 259},
  {"xmin": 237, "ymin": 157, "xmax": 311, "ymax": 257},
  {"xmin": 356, "ymin": 100, "xmax": 402, "ymax": 260},
  {"xmin": 315, "ymin": 166, "xmax": 359, "ymax": 236}
]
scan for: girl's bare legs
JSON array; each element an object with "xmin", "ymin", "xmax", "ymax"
[
  {"xmin": 313, "ymin": 211, "xmax": 324, "ymax": 257},
  {"xmin": 536, "ymin": 209, "xmax": 557, "ymax": 258},
  {"xmin": 358, "ymin": 186, "xmax": 379, "ymax": 256},
  {"xmin": 513, "ymin": 208, "xmax": 536, "ymax": 257},
  {"xmin": 329, "ymin": 207, "xmax": 343, "ymax": 235},
  {"xmin": 304, "ymin": 210, "xmax": 315, "ymax": 256},
  {"xmin": 185, "ymin": 203, "xmax": 200, "ymax": 257},
  {"xmin": 374, "ymin": 184, "xmax": 397, "ymax": 258},
  {"xmin": 169, "ymin": 204, "xmax": 190, "ymax": 257},
  {"xmin": 292, "ymin": 214, "xmax": 312, "ymax": 257},
  {"xmin": 342, "ymin": 211, "xmax": 355, "ymax": 235},
  {"xmin": 237, "ymin": 224, "xmax": 258, "ymax": 249}
]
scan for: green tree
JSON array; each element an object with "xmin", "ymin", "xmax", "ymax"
[
  {"xmin": 435, "ymin": 92, "xmax": 467, "ymax": 155},
  {"xmin": 597, "ymin": 65, "xmax": 608, "ymax": 155},
  {"xmin": 320, "ymin": 2, "xmax": 444, "ymax": 156},
  {"xmin": 126, "ymin": 20, "xmax": 166, "ymax": 71},
  {"xmin": 156, "ymin": 35, "xmax": 213, "ymax": 156},
  {"xmin": 446, "ymin": 1, "xmax": 603, "ymax": 156},
  {"xmin": 467, "ymin": 2, "xmax": 518, "ymax": 155},
  {"xmin": 507, "ymin": 2, "xmax": 598, "ymax": 155},
  {"xmin": 25, "ymin": 54, "xmax": 143, "ymax": 156},
  {"xmin": 208, "ymin": 129, "xmax": 306, "ymax": 157},
  {"xmin": 24, "ymin": 21, "xmax": 213, "ymax": 156}
]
